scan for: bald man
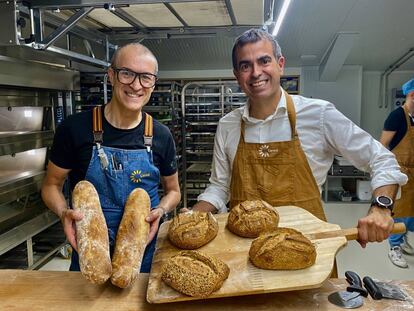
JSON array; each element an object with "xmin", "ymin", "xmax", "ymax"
[{"xmin": 41, "ymin": 43, "xmax": 181, "ymax": 272}]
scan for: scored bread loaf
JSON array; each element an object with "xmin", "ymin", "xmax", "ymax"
[
  {"xmin": 72, "ymin": 180, "xmax": 112, "ymax": 284},
  {"xmin": 227, "ymin": 200, "xmax": 279, "ymax": 238},
  {"xmin": 110, "ymin": 188, "xmax": 150, "ymax": 288},
  {"xmin": 161, "ymin": 250, "xmax": 230, "ymax": 297},
  {"xmin": 249, "ymin": 227, "xmax": 316, "ymax": 270},
  {"xmin": 168, "ymin": 211, "xmax": 218, "ymax": 249}
]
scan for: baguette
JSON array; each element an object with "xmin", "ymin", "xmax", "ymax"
[
  {"xmin": 111, "ymin": 188, "xmax": 150, "ymax": 288},
  {"xmin": 72, "ymin": 180, "xmax": 112, "ymax": 284}
]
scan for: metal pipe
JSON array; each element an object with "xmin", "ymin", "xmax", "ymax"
[
  {"xmin": 40, "ymin": 45, "xmax": 110, "ymax": 68},
  {"xmin": 103, "ymin": 73, "xmax": 108, "ymax": 104},
  {"xmin": 379, "ymin": 48, "xmax": 414, "ymax": 108},
  {"xmin": 40, "ymin": 7, "xmax": 94, "ymax": 50},
  {"xmin": 29, "ymin": 9, "xmax": 36, "ymax": 36},
  {"xmin": 29, "ymin": 0, "xmax": 218, "ymax": 9}
]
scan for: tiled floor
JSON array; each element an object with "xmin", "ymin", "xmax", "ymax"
[{"xmin": 40, "ymin": 203, "xmax": 414, "ymax": 280}]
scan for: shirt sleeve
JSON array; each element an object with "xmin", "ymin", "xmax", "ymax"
[
  {"xmin": 197, "ymin": 120, "xmax": 231, "ymax": 213},
  {"xmin": 322, "ymin": 102, "xmax": 408, "ymax": 190},
  {"xmin": 49, "ymin": 120, "xmax": 75, "ymax": 169},
  {"xmin": 159, "ymin": 129, "xmax": 177, "ymax": 176}
]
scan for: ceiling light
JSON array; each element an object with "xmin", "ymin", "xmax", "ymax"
[{"xmin": 272, "ymin": 0, "xmax": 292, "ymax": 37}]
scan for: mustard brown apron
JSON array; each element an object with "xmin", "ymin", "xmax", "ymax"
[
  {"xmin": 392, "ymin": 105, "xmax": 414, "ymax": 218},
  {"xmin": 230, "ymin": 92, "xmax": 337, "ymax": 277},
  {"xmin": 230, "ymin": 92, "xmax": 325, "ymax": 220}
]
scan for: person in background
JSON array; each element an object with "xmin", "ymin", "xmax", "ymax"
[
  {"xmin": 41, "ymin": 43, "xmax": 181, "ymax": 273},
  {"xmin": 380, "ymin": 78, "xmax": 414, "ymax": 268},
  {"xmin": 190, "ymin": 28, "xmax": 407, "ymax": 259}
]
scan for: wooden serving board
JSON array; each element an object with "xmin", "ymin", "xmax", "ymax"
[{"xmin": 146, "ymin": 206, "xmax": 347, "ymax": 304}]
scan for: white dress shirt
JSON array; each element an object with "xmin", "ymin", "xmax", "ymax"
[{"xmin": 198, "ymin": 88, "xmax": 408, "ymax": 213}]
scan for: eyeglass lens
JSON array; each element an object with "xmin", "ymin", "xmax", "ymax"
[{"xmin": 116, "ymin": 68, "xmax": 156, "ymax": 87}]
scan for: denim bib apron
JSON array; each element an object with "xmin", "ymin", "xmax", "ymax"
[{"xmin": 70, "ymin": 106, "xmax": 160, "ymax": 273}]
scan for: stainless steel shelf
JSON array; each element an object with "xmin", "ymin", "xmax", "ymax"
[
  {"xmin": 187, "ymin": 132, "xmax": 215, "ymax": 136},
  {"xmin": 182, "ymin": 81, "xmax": 245, "ymax": 209},
  {"xmin": 186, "ymin": 112, "xmax": 222, "ymax": 116},
  {"xmin": 187, "ymin": 163, "xmax": 211, "ymax": 173},
  {"xmin": 0, "ymin": 170, "xmax": 45, "ymax": 206},
  {"xmin": 143, "ymin": 105, "xmax": 172, "ymax": 112},
  {"xmin": 186, "ymin": 121, "xmax": 218, "ymax": 126},
  {"xmin": 185, "ymin": 102, "xmax": 223, "ymax": 106},
  {"xmin": 153, "ymin": 90, "xmax": 181, "ymax": 95},
  {"xmin": 0, "ymin": 210, "xmax": 59, "ymax": 256},
  {"xmin": 0, "ymin": 130, "xmax": 54, "ymax": 156},
  {"xmin": 0, "ymin": 89, "xmax": 51, "ymax": 107}
]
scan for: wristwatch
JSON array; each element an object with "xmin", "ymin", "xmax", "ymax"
[{"xmin": 371, "ymin": 195, "xmax": 394, "ymax": 215}]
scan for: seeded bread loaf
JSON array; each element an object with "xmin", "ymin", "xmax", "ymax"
[
  {"xmin": 72, "ymin": 180, "xmax": 112, "ymax": 284},
  {"xmin": 111, "ymin": 188, "xmax": 150, "ymax": 288},
  {"xmin": 249, "ymin": 227, "xmax": 316, "ymax": 270},
  {"xmin": 227, "ymin": 200, "xmax": 279, "ymax": 238},
  {"xmin": 168, "ymin": 211, "xmax": 218, "ymax": 249},
  {"xmin": 161, "ymin": 250, "xmax": 230, "ymax": 297}
]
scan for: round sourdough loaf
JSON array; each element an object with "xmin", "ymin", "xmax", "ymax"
[
  {"xmin": 249, "ymin": 227, "xmax": 316, "ymax": 270},
  {"xmin": 161, "ymin": 250, "xmax": 230, "ymax": 297},
  {"xmin": 227, "ymin": 200, "xmax": 279, "ymax": 238},
  {"xmin": 168, "ymin": 211, "xmax": 218, "ymax": 249},
  {"xmin": 72, "ymin": 180, "xmax": 112, "ymax": 284}
]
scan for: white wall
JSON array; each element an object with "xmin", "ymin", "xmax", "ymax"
[
  {"xmin": 300, "ymin": 65, "xmax": 363, "ymax": 125},
  {"xmin": 362, "ymin": 71, "xmax": 414, "ymax": 139}
]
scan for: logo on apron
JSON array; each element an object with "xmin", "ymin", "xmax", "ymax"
[
  {"xmin": 258, "ymin": 145, "xmax": 278, "ymax": 158},
  {"xmin": 130, "ymin": 170, "xmax": 151, "ymax": 183}
]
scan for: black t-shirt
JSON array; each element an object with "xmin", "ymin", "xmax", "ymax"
[
  {"xmin": 383, "ymin": 106, "xmax": 414, "ymax": 150},
  {"xmin": 50, "ymin": 107, "xmax": 177, "ymax": 191}
]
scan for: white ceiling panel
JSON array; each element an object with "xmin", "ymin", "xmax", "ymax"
[
  {"xmin": 230, "ymin": 0, "xmax": 264, "ymax": 25},
  {"xmin": 123, "ymin": 4, "xmax": 183, "ymax": 28},
  {"xmin": 145, "ymin": 36, "xmax": 235, "ymax": 70},
  {"xmin": 170, "ymin": 1, "xmax": 231, "ymax": 26},
  {"xmin": 87, "ymin": 8, "xmax": 131, "ymax": 28}
]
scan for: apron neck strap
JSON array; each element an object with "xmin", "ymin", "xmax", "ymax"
[
  {"xmin": 402, "ymin": 105, "xmax": 412, "ymax": 128},
  {"xmin": 92, "ymin": 105, "xmax": 103, "ymax": 144},
  {"xmin": 144, "ymin": 112, "xmax": 153, "ymax": 151},
  {"xmin": 92, "ymin": 107, "xmax": 154, "ymax": 150},
  {"xmin": 284, "ymin": 91, "xmax": 297, "ymax": 140}
]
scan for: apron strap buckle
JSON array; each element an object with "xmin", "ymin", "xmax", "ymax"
[
  {"xmin": 93, "ymin": 131, "xmax": 103, "ymax": 144},
  {"xmin": 144, "ymin": 135, "xmax": 153, "ymax": 152}
]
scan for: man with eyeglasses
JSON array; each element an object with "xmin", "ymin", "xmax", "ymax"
[{"xmin": 41, "ymin": 43, "xmax": 181, "ymax": 273}]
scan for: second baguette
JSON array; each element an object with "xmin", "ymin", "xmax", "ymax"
[{"xmin": 111, "ymin": 188, "xmax": 150, "ymax": 288}]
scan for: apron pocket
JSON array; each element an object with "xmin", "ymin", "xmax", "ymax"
[{"xmin": 246, "ymin": 163, "xmax": 295, "ymax": 201}]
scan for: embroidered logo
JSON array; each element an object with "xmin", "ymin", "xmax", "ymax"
[
  {"xmin": 258, "ymin": 145, "xmax": 278, "ymax": 158},
  {"xmin": 130, "ymin": 170, "xmax": 150, "ymax": 183}
]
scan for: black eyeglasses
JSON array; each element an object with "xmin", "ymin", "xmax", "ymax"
[{"xmin": 112, "ymin": 67, "xmax": 158, "ymax": 88}]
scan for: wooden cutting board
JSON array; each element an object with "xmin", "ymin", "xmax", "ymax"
[{"xmin": 147, "ymin": 205, "xmax": 349, "ymax": 304}]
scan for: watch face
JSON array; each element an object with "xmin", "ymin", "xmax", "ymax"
[{"xmin": 378, "ymin": 196, "xmax": 392, "ymax": 206}]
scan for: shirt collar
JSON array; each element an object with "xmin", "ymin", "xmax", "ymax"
[{"xmin": 242, "ymin": 87, "xmax": 287, "ymax": 123}]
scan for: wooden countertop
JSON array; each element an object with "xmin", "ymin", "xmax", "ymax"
[{"xmin": 0, "ymin": 270, "xmax": 413, "ymax": 310}]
